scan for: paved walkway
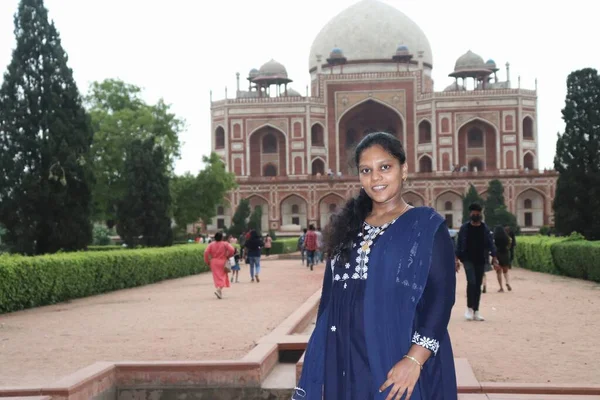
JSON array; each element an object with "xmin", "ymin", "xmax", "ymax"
[
  {"xmin": 450, "ymin": 266, "xmax": 600, "ymax": 384},
  {"xmin": 0, "ymin": 258, "xmax": 598, "ymax": 387},
  {"xmin": 0, "ymin": 259, "xmax": 324, "ymax": 387}
]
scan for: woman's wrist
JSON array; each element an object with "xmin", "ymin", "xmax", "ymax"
[
  {"xmin": 402, "ymin": 355, "xmax": 423, "ymax": 370},
  {"xmin": 406, "ymin": 344, "xmax": 431, "ymax": 367}
]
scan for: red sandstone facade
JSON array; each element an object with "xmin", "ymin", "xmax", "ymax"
[{"xmin": 206, "ymin": 1, "xmax": 556, "ymax": 235}]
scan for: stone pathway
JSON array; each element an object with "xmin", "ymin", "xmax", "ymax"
[{"xmin": 0, "ymin": 258, "xmax": 324, "ymax": 387}]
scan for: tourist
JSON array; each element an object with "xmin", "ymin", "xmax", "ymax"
[
  {"xmin": 228, "ymin": 235, "xmax": 241, "ymax": 283},
  {"xmin": 203, "ymin": 232, "xmax": 235, "ymax": 299},
  {"xmin": 298, "ymin": 228, "xmax": 307, "ymax": 265},
  {"xmin": 264, "ymin": 233, "xmax": 272, "ymax": 257},
  {"xmin": 455, "ymin": 203, "xmax": 498, "ymax": 321},
  {"xmin": 295, "ymin": 132, "xmax": 458, "ymax": 399},
  {"xmin": 238, "ymin": 230, "xmax": 247, "ymax": 262},
  {"xmin": 315, "ymin": 227, "xmax": 324, "ymax": 263},
  {"xmin": 505, "ymin": 224, "xmax": 517, "ymax": 263},
  {"xmin": 244, "ymin": 230, "xmax": 263, "ymax": 282},
  {"xmin": 303, "ymin": 224, "xmax": 318, "ymax": 271},
  {"xmin": 493, "ymin": 225, "xmax": 513, "ymax": 292}
]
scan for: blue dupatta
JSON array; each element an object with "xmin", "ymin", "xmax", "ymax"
[{"xmin": 294, "ymin": 207, "xmax": 457, "ymax": 399}]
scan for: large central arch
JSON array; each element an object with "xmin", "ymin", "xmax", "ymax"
[
  {"xmin": 456, "ymin": 118, "xmax": 499, "ymax": 171},
  {"xmin": 337, "ymin": 100, "xmax": 405, "ymax": 175},
  {"xmin": 247, "ymin": 124, "xmax": 288, "ymax": 177}
]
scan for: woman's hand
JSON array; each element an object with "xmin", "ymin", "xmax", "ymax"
[{"xmin": 379, "ymin": 357, "xmax": 421, "ymax": 400}]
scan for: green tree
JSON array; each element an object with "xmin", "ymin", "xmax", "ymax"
[
  {"xmin": 171, "ymin": 172, "xmax": 202, "ymax": 232},
  {"xmin": 554, "ymin": 68, "xmax": 600, "ymax": 240},
  {"xmin": 171, "ymin": 153, "xmax": 237, "ymax": 232},
  {"xmin": 462, "ymin": 184, "xmax": 484, "ymax": 223},
  {"xmin": 484, "ymin": 180, "xmax": 518, "ymax": 232},
  {"xmin": 248, "ymin": 206, "xmax": 263, "ymax": 234},
  {"xmin": 228, "ymin": 198, "xmax": 251, "ymax": 238},
  {"xmin": 195, "ymin": 153, "xmax": 237, "ymax": 227},
  {"xmin": 85, "ymin": 78, "xmax": 184, "ymax": 225},
  {"xmin": 116, "ymin": 138, "xmax": 173, "ymax": 247},
  {"xmin": 0, "ymin": 0, "xmax": 94, "ymax": 255}
]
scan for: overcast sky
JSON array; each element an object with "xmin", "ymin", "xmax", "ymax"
[{"xmin": 1, "ymin": 0, "xmax": 598, "ymax": 174}]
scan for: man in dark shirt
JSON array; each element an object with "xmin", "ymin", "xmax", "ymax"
[{"xmin": 455, "ymin": 203, "xmax": 498, "ymax": 321}]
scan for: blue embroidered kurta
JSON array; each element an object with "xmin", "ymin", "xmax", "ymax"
[{"xmin": 295, "ymin": 207, "xmax": 458, "ymax": 400}]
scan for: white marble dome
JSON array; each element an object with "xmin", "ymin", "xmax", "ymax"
[
  {"xmin": 308, "ymin": 0, "xmax": 433, "ymax": 71},
  {"xmin": 454, "ymin": 50, "xmax": 486, "ymax": 72},
  {"xmin": 258, "ymin": 59, "xmax": 288, "ymax": 78}
]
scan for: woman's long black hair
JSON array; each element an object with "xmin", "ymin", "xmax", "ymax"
[{"xmin": 323, "ymin": 132, "xmax": 406, "ymax": 263}]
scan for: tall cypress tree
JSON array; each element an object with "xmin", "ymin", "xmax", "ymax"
[
  {"xmin": 0, "ymin": 0, "xmax": 93, "ymax": 254},
  {"xmin": 117, "ymin": 138, "xmax": 173, "ymax": 247},
  {"xmin": 228, "ymin": 198, "xmax": 251, "ymax": 238},
  {"xmin": 462, "ymin": 184, "xmax": 484, "ymax": 223},
  {"xmin": 554, "ymin": 68, "xmax": 600, "ymax": 240},
  {"xmin": 484, "ymin": 179, "xmax": 518, "ymax": 232}
]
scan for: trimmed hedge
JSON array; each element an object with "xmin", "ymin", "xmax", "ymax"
[
  {"xmin": 0, "ymin": 244, "xmax": 209, "ymax": 314},
  {"xmin": 515, "ymin": 235, "xmax": 600, "ymax": 282},
  {"xmin": 0, "ymin": 237, "xmax": 300, "ymax": 314},
  {"xmin": 270, "ymin": 238, "xmax": 299, "ymax": 255},
  {"xmin": 86, "ymin": 245, "xmax": 124, "ymax": 252}
]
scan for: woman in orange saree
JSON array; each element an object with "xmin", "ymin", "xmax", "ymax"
[{"xmin": 203, "ymin": 232, "xmax": 235, "ymax": 299}]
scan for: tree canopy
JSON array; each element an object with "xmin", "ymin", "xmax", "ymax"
[
  {"xmin": 85, "ymin": 78, "xmax": 184, "ymax": 225},
  {"xmin": 553, "ymin": 68, "xmax": 600, "ymax": 240},
  {"xmin": 0, "ymin": 0, "xmax": 93, "ymax": 254},
  {"xmin": 116, "ymin": 138, "xmax": 173, "ymax": 247}
]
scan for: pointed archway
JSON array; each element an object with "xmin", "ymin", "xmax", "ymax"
[
  {"xmin": 248, "ymin": 125, "xmax": 287, "ymax": 177},
  {"xmin": 338, "ymin": 100, "xmax": 404, "ymax": 175},
  {"xmin": 457, "ymin": 118, "xmax": 499, "ymax": 171}
]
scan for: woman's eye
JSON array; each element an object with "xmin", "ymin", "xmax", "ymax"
[
  {"xmin": 360, "ymin": 168, "xmax": 370, "ymax": 174},
  {"xmin": 381, "ymin": 164, "xmax": 391, "ymax": 170}
]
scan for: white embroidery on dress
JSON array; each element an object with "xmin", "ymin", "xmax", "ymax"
[
  {"xmin": 331, "ymin": 325, "xmax": 337, "ymax": 332},
  {"xmin": 412, "ymin": 331, "xmax": 440, "ymax": 355},
  {"xmin": 291, "ymin": 387, "xmax": 307, "ymax": 399},
  {"xmin": 333, "ymin": 220, "xmax": 396, "ymax": 286}
]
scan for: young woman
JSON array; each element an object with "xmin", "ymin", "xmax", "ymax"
[
  {"xmin": 295, "ymin": 132, "xmax": 457, "ymax": 399},
  {"xmin": 203, "ymin": 232, "xmax": 235, "ymax": 299},
  {"xmin": 244, "ymin": 230, "xmax": 264, "ymax": 282},
  {"xmin": 493, "ymin": 225, "xmax": 513, "ymax": 292}
]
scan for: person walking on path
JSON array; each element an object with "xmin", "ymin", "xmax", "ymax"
[
  {"xmin": 505, "ymin": 224, "xmax": 516, "ymax": 264},
  {"xmin": 227, "ymin": 235, "xmax": 241, "ymax": 283},
  {"xmin": 493, "ymin": 225, "xmax": 513, "ymax": 292},
  {"xmin": 204, "ymin": 232, "xmax": 235, "ymax": 299},
  {"xmin": 296, "ymin": 132, "xmax": 458, "ymax": 399},
  {"xmin": 303, "ymin": 224, "xmax": 318, "ymax": 271},
  {"xmin": 264, "ymin": 234, "xmax": 272, "ymax": 257},
  {"xmin": 244, "ymin": 230, "xmax": 264, "ymax": 282},
  {"xmin": 455, "ymin": 203, "xmax": 498, "ymax": 321},
  {"xmin": 315, "ymin": 228, "xmax": 324, "ymax": 263},
  {"xmin": 298, "ymin": 228, "xmax": 307, "ymax": 265}
]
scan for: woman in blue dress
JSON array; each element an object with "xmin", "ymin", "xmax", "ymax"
[{"xmin": 294, "ymin": 132, "xmax": 458, "ymax": 399}]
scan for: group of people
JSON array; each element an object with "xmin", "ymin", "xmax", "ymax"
[
  {"xmin": 297, "ymin": 225, "xmax": 324, "ymax": 270},
  {"xmin": 202, "ymin": 230, "xmax": 273, "ymax": 299},
  {"xmin": 454, "ymin": 203, "xmax": 517, "ymax": 322}
]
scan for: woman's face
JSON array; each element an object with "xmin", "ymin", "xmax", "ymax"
[{"xmin": 357, "ymin": 144, "xmax": 407, "ymax": 205}]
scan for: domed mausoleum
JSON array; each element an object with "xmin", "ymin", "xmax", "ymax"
[{"xmin": 207, "ymin": 0, "xmax": 556, "ymax": 235}]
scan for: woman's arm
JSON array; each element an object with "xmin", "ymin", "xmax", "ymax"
[{"xmin": 409, "ymin": 223, "xmax": 456, "ymax": 363}]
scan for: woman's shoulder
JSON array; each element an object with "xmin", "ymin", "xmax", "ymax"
[{"xmin": 409, "ymin": 206, "xmax": 445, "ymax": 226}]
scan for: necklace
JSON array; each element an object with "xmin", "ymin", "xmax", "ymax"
[{"xmin": 360, "ymin": 203, "xmax": 411, "ymax": 252}]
